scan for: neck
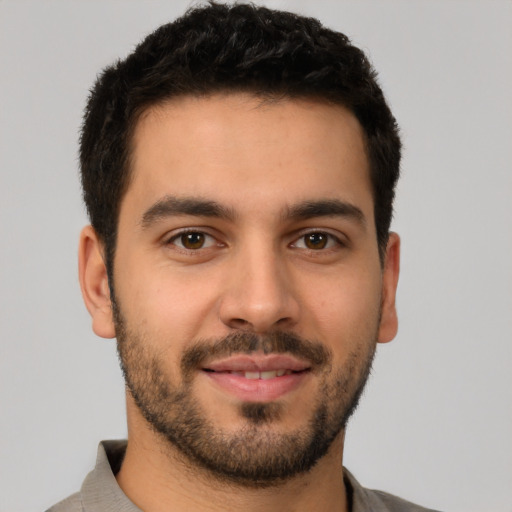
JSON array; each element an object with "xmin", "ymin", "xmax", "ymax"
[{"xmin": 116, "ymin": 400, "xmax": 348, "ymax": 512}]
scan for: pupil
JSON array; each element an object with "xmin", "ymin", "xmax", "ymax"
[
  {"xmin": 183, "ymin": 232, "xmax": 204, "ymax": 249},
  {"xmin": 306, "ymin": 233, "xmax": 327, "ymax": 249}
]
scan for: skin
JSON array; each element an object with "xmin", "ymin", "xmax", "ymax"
[{"xmin": 79, "ymin": 93, "xmax": 400, "ymax": 512}]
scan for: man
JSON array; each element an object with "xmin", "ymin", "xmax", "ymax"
[{"xmin": 48, "ymin": 3, "xmax": 439, "ymax": 511}]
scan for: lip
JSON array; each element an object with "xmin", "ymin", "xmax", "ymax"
[
  {"xmin": 201, "ymin": 353, "xmax": 311, "ymax": 402},
  {"xmin": 203, "ymin": 353, "xmax": 310, "ymax": 373},
  {"xmin": 203, "ymin": 370, "xmax": 309, "ymax": 402}
]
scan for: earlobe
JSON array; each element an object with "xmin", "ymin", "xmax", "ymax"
[
  {"xmin": 377, "ymin": 232, "xmax": 400, "ymax": 344},
  {"xmin": 78, "ymin": 225, "xmax": 116, "ymax": 339}
]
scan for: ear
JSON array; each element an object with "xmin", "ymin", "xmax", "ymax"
[
  {"xmin": 78, "ymin": 225, "xmax": 116, "ymax": 339},
  {"xmin": 377, "ymin": 232, "xmax": 400, "ymax": 344}
]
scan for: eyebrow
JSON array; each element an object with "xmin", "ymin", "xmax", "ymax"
[
  {"xmin": 140, "ymin": 195, "xmax": 366, "ymax": 229},
  {"xmin": 140, "ymin": 196, "xmax": 236, "ymax": 228},
  {"xmin": 284, "ymin": 199, "xmax": 366, "ymax": 227}
]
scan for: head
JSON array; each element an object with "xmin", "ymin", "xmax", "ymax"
[
  {"xmin": 78, "ymin": 2, "xmax": 401, "ymax": 487},
  {"xmin": 80, "ymin": 2, "xmax": 401, "ymax": 276}
]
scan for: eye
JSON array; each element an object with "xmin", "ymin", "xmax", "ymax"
[
  {"xmin": 168, "ymin": 231, "xmax": 217, "ymax": 250},
  {"xmin": 293, "ymin": 232, "xmax": 340, "ymax": 250}
]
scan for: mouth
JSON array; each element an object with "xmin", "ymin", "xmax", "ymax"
[
  {"xmin": 200, "ymin": 353, "xmax": 312, "ymax": 402},
  {"xmin": 203, "ymin": 368, "xmax": 305, "ymax": 379}
]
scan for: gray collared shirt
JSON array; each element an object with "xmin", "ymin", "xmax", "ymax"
[{"xmin": 46, "ymin": 440, "xmax": 441, "ymax": 512}]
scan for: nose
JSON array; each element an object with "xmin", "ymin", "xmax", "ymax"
[{"xmin": 218, "ymin": 243, "xmax": 300, "ymax": 333}]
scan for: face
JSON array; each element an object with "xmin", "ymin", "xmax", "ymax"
[{"xmin": 82, "ymin": 93, "xmax": 399, "ymax": 485}]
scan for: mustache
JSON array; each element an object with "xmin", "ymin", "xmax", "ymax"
[{"xmin": 181, "ymin": 331, "xmax": 332, "ymax": 375}]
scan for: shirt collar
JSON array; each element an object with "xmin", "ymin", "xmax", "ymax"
[{"xmin": 81, "ymin": 440, "xmax": 390, "ymax": 512}]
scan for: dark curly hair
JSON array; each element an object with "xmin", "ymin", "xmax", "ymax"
[{"xmin": 80, "ymin": 2, "xmax": 401, "ymax": 271}]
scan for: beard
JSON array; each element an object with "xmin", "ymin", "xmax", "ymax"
[{"xmin": 114, "ymin": 302, "xmax": 377, "ymax": 487}]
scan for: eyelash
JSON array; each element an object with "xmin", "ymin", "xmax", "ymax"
[
  {"xmin": 291, "ymin": 231, "xmax": 344, "ymax": 251},
  {"xmin": 165, "ymin": 229, "xmax": 345, "ymax": 253},
  {"xmin": 166, "ymin": 230, "xmax": 220, "ymax": 251}
]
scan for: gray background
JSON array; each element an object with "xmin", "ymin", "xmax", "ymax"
[{"xmin": 1, "ymin": 1, "xmax": 511, "ymax": 511}]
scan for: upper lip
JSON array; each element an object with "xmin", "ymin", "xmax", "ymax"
[{"xmin": 203, "ymin": 353, "xmax": 311, "ymax": 373}]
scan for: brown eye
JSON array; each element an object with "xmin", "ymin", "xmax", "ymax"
[
  {"xmin": 180, "ymin": 232, "xmax": 205, "ymax": 249},
  {"xmin": 170, "ymin": 231, "xmax": 217, "ymax": 250},
  {"xmin": 304, "ymin": 232, "xmax": 329, "ymax": 250},
  {"xmin": 292, "ymin": 231, "xmax": 341, "ymax": 251}
]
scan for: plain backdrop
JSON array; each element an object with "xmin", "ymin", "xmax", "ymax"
[{"xmin": 1, "ymin": 1, "xmax": 511, "ymax": 511}]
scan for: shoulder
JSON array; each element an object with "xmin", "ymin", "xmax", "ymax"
[
  {"xmin": 366, "ymin": 488, "xmax": 442, "ymax": 512},
  {"xmin": 45, "ymin": 492, "xmax": 83, "ymax": 512},
  {"xmin": 344, "ymin": 468, "xmax": 442, "ymax": 512}
]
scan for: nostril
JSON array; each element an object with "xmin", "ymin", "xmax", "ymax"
[{"xmin": 229, "ymin": 318, "xmax": 251, "ymax": 329}]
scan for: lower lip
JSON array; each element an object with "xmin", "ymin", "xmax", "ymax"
[{"xmin": 203, "ymin": 371, "xmax": 309, "ymax": 402}]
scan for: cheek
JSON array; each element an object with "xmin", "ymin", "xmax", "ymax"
[
  {"xmin": 300, "ymin": 267, "xmax": 382, "ymax": 347},
  {"xmin": 116, "ymin": 263, "xmax": 223, "ymax": 343}
]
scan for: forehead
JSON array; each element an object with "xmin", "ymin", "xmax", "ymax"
[{"xmin": 124, "ymin": 93, "xmax": 373, "ymax": 223}]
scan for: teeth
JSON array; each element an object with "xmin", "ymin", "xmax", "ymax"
[{"xmin": 233, "ymin": 370, "xmax": 292, "ymax": 379}]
